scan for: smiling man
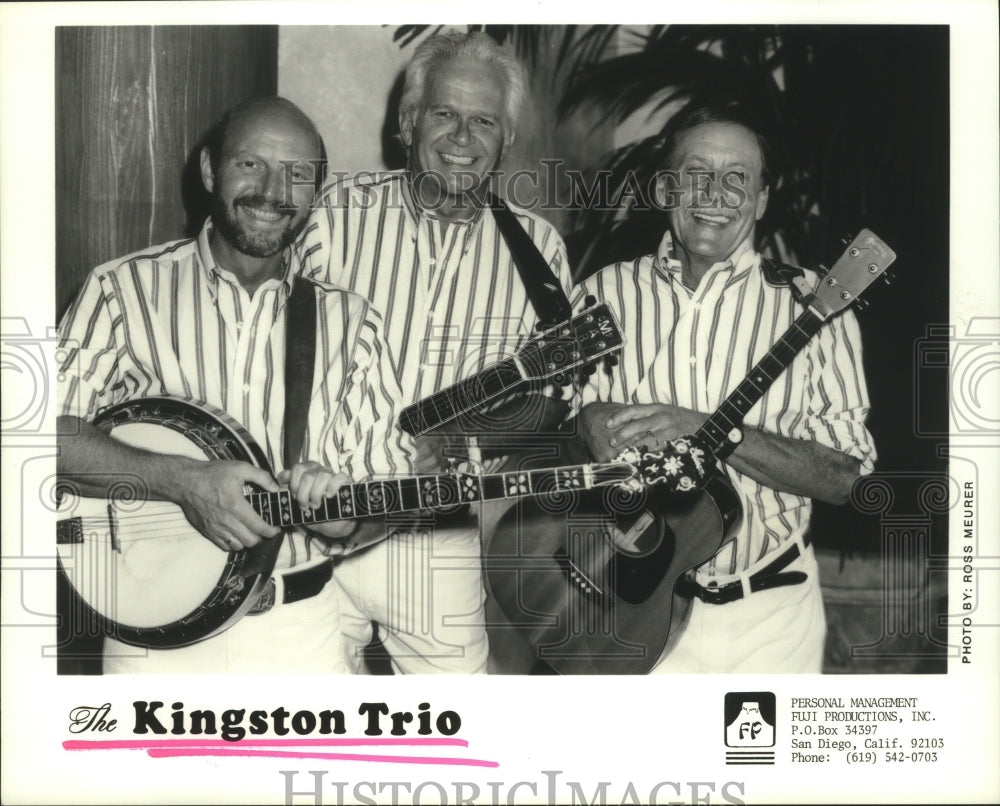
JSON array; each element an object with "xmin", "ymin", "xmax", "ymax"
[
  {"xmin": 401, "ymin": 48, "xmax": 509, "ymax": 219},
  {"xmin": 299, "ymin": 32, "xmax": 573, "ymax": 674},
  {"xmin": 573, "ymin": 101, "xmax": 876, "ymax": 673},
  {"xmin": 56, "ymin": 97, "xmax": 415, "ymax": 673}
]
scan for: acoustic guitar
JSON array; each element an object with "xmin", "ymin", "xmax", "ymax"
[{"xmin": 483, "ymin": 230, "xmax": 896, "ymax": 674}]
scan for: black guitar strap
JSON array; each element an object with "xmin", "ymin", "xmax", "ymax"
[
  {"xmin": 760, "ymin": 256, "xmax": 808, "ymax": 305},
  {"xmin": 284, "ymin": 275, "xmax": 317, "ymax": 468},
  {"xmin": 489, "ymin": 194, "xmax": 572, "ymax": 326}
]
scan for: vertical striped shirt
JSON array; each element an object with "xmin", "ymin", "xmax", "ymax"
[
  {"xmin": 574, "ymin": 232, "xmax": 876, "ymax": 575},
  {"xmin": 297, "ymin": 171, "xmax": 573, "ymax": 405},
  {"xmin": 57, "ymin": 220, "xmax": 415, "ymax": 570}
]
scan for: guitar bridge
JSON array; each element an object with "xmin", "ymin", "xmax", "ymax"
[
  {"xmin": 553, "ymin": 548, "xmax": 607, "ymax": 604},
  {"xmin": 108, "ymin": 503, "xmax": 121, "ymax": 553}
]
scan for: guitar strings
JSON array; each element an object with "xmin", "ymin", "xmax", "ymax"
[{"xmin": 61, "ymin": 515, "xmax": 227, "ymax": 544}]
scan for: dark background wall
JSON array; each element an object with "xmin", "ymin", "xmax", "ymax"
[{"xmin": 55, "ymin": 25, "xmax": 279, "ymax": 320}]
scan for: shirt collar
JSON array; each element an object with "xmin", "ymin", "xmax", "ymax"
[
  {"xmin": 197, "ymin": 218, "xmax": 295, "ymax": 301},
  {"xmin": 654, "ymin": 230, "xmax": 760, "ymax": 283},
  {"xmin": 401, "ymin": 171, "xmax": 488, "ymax": 233}
]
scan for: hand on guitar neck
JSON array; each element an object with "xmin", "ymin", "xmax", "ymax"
[
  {"xmin": 59, "ymin": 414, "xmax": 361, "ymax": 549},
  {"xmin": 276, "ymin": 462, "xmax": 358, "ymax": 540},
  {"xmin": 578, "ymin": 401, "xmax": 861, "ymax": 505},
  {"xmin": 578, "ymin": 402, "xmax": 707, "ymax": 462}
]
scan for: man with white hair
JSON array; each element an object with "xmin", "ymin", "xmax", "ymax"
[{"xmin": 299, "ymin": 31, "xmax": 573, "ymax": 673}]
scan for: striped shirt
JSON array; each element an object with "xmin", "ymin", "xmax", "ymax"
[
  {"xmin": 574, "ymin": 232, "xmax": 876, "ymax": 575},
  {"xmin": 297, "ymin": 171, "xmax": 573, "ymax": 405},
  {"xmin": 57, "ymin": 219, "xmax": 415, "ymax": 570}
]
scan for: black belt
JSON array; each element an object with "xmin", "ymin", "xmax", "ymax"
[
  {"xmin": 676, "ymin": 534, "xmax": 811, "ymax": 605},
  {"xmin": 246, "ymin": 560, "xmax": 335, "ymax": 616}
]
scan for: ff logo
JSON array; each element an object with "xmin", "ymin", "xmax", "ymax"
[{"xmin": 724, "ymin": 691, "xmax": 776, "ymax": 765}]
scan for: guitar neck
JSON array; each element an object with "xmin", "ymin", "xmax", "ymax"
[
  {"xmin": 695, "ymin": 306, "xmax": 825, "ymax": 458},
  {"xmin": 397, "ymin": 303, "xmax": 625, "ymax": 437},
  {"xmin": 249, "ymin": 461, "xmax": 635, "ymax": 529},
  {"xmin": 398, "ymin": 357, "xmax": 524, "ymax": 436}
]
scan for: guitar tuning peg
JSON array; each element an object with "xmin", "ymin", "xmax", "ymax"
[
  {"xmin": 816, "ymin": 263, "xmax": 829, "ymax": 277},
  {"xmin": 606, "ymin": 355, "xmax": 619, "ymax": 367},
  {"xmin": 840, "ymin": 233, "xmax": 855, "ymax": 247},
  {"xmin": 883, "ymin": 272, "xmax": 893, "ymax": 286},
  {"xmin": 854, "ymin": 298, "xmax": 870, "ymax": 312},
  {"xmin": 584, "ymin": 294, "xmax": 596, "ymax": 308}
]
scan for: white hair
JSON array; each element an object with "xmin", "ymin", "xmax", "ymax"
[{"xmin": 399, "ymin": 31, "xmax": 526, "ymax": 144}]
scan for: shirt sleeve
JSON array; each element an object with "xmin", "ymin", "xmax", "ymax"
[
  {"xmin": 327, "ymin": 298, "xmax": 416, "ymax": 481},
  {"xmin": 56, "ymin": 269, "xmax": 128, "ymax": 422},
  {"xmin": 797, "ymin": 308, "xmax": 877, "ymax": 475},
  {"xmin": 296, "ymin": 182, "xmax": 342, "ymax": 285}
]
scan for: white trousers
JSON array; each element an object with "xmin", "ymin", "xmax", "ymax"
[
  {"xmin": 103, "ymin": 563, "xmax": 348, "ymax": 674},
  {"xmin": 332, "ymin": 524, "xmax": 489, "ymax": 674},
  {"xmin": 653, "ymin": 537, "xmax": 826, "ymax": 674}
]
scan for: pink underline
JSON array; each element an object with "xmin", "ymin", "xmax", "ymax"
[
  {"xmin": 62, "ymin": 738, "xmax": 499, "ymax": 767},
  {"xmin": 64, "ymin": 738, "xmax": 467, "ymax": 750}
]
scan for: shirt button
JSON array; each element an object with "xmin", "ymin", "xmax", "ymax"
[
  {"xmin": 689, "ymin": 356, "xmax": 697, "ymax": 366},
  {"xmin": 243, "ymin": 384, "xmax": 251, "ymax": 394}
]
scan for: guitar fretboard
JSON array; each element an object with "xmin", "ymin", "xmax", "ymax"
[
  {"xmin": 397, "ymin": 303, "xmax": 624, "ymax": 437},
  {"xmin": 249, "ymin": 462, "xmax": 636, "ymax": 528},
  {"xmin": 398, "ymin": 357, "xmax": 523, "ymax": 436},
  {"xmin": 696, "ymin": 308, "xmax": 823, "ymax": 458}
]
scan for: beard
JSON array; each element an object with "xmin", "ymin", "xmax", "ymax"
[{"xmin": 210, "ymin": 192, "xmax": 307, "ymax": 258}]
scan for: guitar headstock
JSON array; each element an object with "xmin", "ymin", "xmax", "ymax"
[
  {"xmin": 519, "ymin": 303, "xmax": 624, "ymax": 382},
  {"xmin": 613, "ymin": 435, "xmax": 711, "ymax": 495},
  {"xmin": 810, "ymin": 229, "xmax": 897, "ymax": 319}
]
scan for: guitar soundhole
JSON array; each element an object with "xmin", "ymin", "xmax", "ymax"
[
  {"xmin": 560, "ymin": 510, "xmax": 675, "ymax": 608},
  {"xmin": 610, "ymin": 513, "xmax": 675, "ymax": 606}
]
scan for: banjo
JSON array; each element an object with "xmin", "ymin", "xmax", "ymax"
[{"xmin": 56, "ymin": 395, "xmax": 704, "ymax": 649}]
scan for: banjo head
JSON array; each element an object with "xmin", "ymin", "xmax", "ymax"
[{"xmin": 56, "ymin": 397, "xmax": 280, "ymax": 649}]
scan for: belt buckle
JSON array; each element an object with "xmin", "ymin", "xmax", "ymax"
[
  {"xmin": 702, "ymin": 578, "xmax": 728, "ymax": 605},
  {"xmin": 247, "ymin": 579, "xmax": 277, "ymax": 616}
]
